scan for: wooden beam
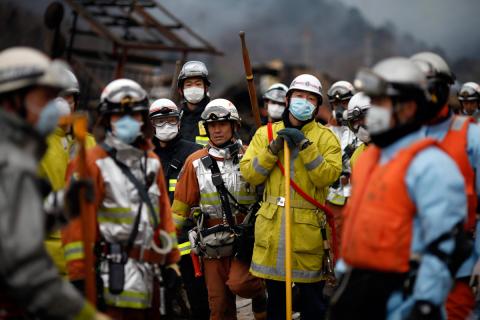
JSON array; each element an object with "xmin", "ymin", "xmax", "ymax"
[
  {"xmin": 133, "ymin": 4, "xmax": 188, "ymax": 47},
  {"xmin": 71, "ymin": 48, "xmax": 166, "ymax": 66},
  {"xmin": 64, "ymin": 0, "xmax": 125, "ymax": 45}
]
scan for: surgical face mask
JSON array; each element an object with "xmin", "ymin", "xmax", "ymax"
[
  {"xmin": 183, "ymin": 87, "xmax": 204, "ymax": 104},
  {"xmin": 366, "ymin": 105, "xmax": 392, "ymax": 135},
  {"xmin": 267, "ymin": 102, "xmax": 285, "ymax": 120},
  {"xmin": 35, "ymin": 98, "xmax": 62, "ymax": 136},
  {"xmin": 155, "ymin": 123, "xmax": 178, "ymax": 142},
  {"xmin": 289, "ymin": 97, "xmax": 316, "ymax": 121},
  {"xmin": 355, "ymin": 126, "xmax": 371, "ymax": 143},
  {"xmin": 111, "ymin": 115, "xmax": 142, "ymax": 144}
]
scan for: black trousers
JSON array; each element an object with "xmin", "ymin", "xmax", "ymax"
[
  {"xmin": 328, "ymin": 269, "xmax": 406, "ymax": 320},
  {"xmin": 265, "ymin": 279, "xmax": 327, "ymax": 320}
]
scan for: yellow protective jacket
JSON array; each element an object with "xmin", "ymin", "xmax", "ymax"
[
  {"xmin": 39, "ymin": 127, "xmax": 71, "ymax": 275},
  {"xmin": 39, "ymin": 128, "xmax": 96, "ymax": 276},
  {"xmin": 240, "ymin": 120, "xmax": 342, "ymax": 283}
]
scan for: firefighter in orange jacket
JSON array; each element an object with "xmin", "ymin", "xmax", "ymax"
[
  {"xmin": 172, "ymin": 98, "xmax": 267, "ymax": 320},
  {"xmin": 62, "ymin": 79, "xmax": 180, "ymax": 319},
  {"xmin": 330, "ymin": 57, "xmax": 468, "ymax": 319},
  {"xmin": 410, "ymin": 52, "xmax": 480, "ymax": 320}
]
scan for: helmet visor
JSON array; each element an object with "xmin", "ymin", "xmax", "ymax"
[
  {"xmin": 458, "ymin": 86, "xmax": 479, "ymax": 101},
  {"xmin": 201, "ymin": 105, "xmax": 232, "ymax": 122},
  {"xmin": 354, "ymin": 69, "xmax": 390, "ymax": 97}
]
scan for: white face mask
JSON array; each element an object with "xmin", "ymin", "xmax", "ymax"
[
  {"xmin": 355, "ymin": 126, "xmax": 371, "ymax": 143},
  {"xmin": 267, "ymin": 102, "xmax": 285, "ymax": 120},
  {"xmin": 155, "ymin": 123, "xmax": 179, "ymax": 142},
  {"xmin": 366, "ymin": 105, "xmax": 392, "ymax": 135},
  {"xmin": 183, "ymin": 87, "xmax": 204, "ymax": 104}
]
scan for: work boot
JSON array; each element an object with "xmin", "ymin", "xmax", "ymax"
[{"xmin": 252, "ymin": 292, "xmax": 267, "ymax": 320}]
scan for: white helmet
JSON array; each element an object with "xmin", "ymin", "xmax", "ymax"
[
  {"xmin": 287, "ymin": 74, "xmax": 323, "ymax": 105},
  {"xmin": 458, "ymin": 82, "xmax": 480, "ymax": 101},
  {"xmin": 0, "ymin": 46, "xmax": 71, "ymax": 95},
  {"xmin": 344, "ymin": 92, "xmax": 371, "ymax": 121},
  {"xmin": 60, "ymin": 69, "xmax": 80, "ymax": 96},
  {"xmin": 177, "ymin": 61, "xmax": 210, "ymax": 88},
  {"xmin": 263, "ymin": 83, "xmax": 288, "ymax": 104},
  {"xmin": 99, "ymin": 78, "xmax": 148, "ymax": 115},
  {"xmin": 354, "ymin": 57, "xmax": 429, "ymax": 100},
  {"xmin": 328, "ymin": 81, "xmax": 356, "ymax": 102},
  {"xmin": 201, "ymin": 98, "xmax": 241, "ymax": 123},
  {"xmin": 410, "ymin": 51, "xmax": 455, "ymax": 84},
  {"xmin": 149, "ymin": 98, "xmax": 180, "ymax": 119}
]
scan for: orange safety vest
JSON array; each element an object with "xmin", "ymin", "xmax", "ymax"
[
  {"xmin": 341, "ymin": 139, "xmax": 437, "ymax": 273},
  {"xmin": 441, "ymin": 115, "xmax": 477, "ymax": 233}
]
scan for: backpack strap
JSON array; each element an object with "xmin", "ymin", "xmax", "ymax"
[{"xmin": 200, "ymin": 155, "xmax": 236, "ymax": 227}]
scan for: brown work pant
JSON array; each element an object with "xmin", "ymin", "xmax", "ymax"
[{"xmin": 203, "ymin": 257, "xmax": 264, "ymax": 320}]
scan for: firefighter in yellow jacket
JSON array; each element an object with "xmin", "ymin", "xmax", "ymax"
[
  {"xmin": 41, "ymin": 69, "xmax": 96, "ymax": 276},
  {"xmin": 240, "ymin": 74, "xmax": 342, "ymax": 320}
]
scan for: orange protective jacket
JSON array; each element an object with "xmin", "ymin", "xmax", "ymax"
[
  {"xmin": 341, "ymin": 139, "xmax": 436, "ymax": 273},
  {"xmin": 441, "ymin": 115, "xmax": 477, "ymax": 232}
]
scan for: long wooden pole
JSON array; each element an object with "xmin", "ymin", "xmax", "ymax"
[
  {"xmin": 170, "ymin": 59, "xmax": 182, "ymax": 103},
  {"xmin": 239, "ymin": 31, "xmax": 262, "ymax": 129},
  {"xmin": 284, "ymin": 141, "xmax": 292, "ymax": 320}
]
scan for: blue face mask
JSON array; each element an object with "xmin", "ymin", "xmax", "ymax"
[
  {"xmin": 289, "ymin": 97, "xmax": 316, "ymax": 121},
  {"xmin": 35, "ymin": 99, "xmax": 62, "ymax": 136},
  {"xmin": 112, "ymin": 115, "xmax": 142, "ymax": 144}
]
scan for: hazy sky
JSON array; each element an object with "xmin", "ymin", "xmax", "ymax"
[
  {"xmin": 336, "ymin": 0, "xmax": 480, "ymax": 59},
  {"xmin": 14, "ymin": 0, "xmax": 480, "ymax": 60}
]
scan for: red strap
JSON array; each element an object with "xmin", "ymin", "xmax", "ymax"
[{"xmin": 267, "ymin": 123, "xmax": 338, "ymax": 258}]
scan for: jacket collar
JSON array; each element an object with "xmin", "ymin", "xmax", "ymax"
[{"xmin": 104, "ymin": 132, "xmax": 145, "ymax": 160}]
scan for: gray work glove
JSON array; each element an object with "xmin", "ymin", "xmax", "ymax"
[
  {"xmin": 268, "ymin": 136, "xmax": 284, "ymax": 155},
  {"xmin": 277, "ymin": 128, "xmax": 309, "ymax": 149}
]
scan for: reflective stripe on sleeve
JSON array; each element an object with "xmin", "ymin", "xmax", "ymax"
[
  {"xmin": 305, "ymin": 155, "xmax": 323, "ymax": 171},
  {"xmin": 64, "ymin": 241, "xmax": 85, "ymax": 262},
  {"xmin": 103, "ymin": 288, "xmax": 150, "ymax": 309},
  {"xmin": 253, "ymin": 157, "xmax": 270, "ymax": 176},
  {"xmin": 178, "ymin": 241, "xmax": 192, "ymax": 256},
  {"xmin": 169, "ymin": 179, "xmax": 177, "ymax": 192}
]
